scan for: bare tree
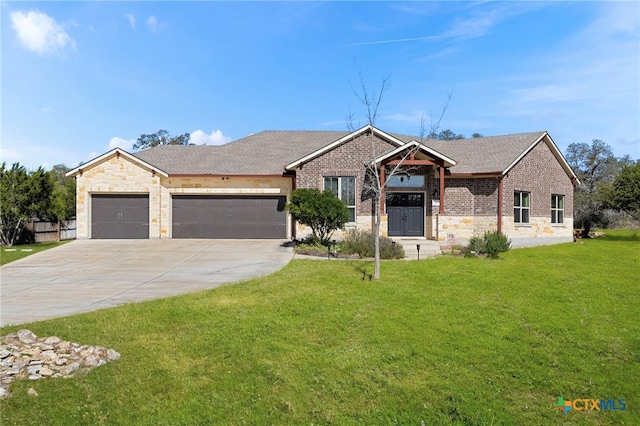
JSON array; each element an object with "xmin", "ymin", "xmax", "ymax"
[{"xmin": 347, "ymin": 72, "xmax": 451, "ymax": 278}]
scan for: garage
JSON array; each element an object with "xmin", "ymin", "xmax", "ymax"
[
  {"xmin": 172, "ymin": 195, "xmax": 287, "ymax": 239},
  {"xmin": 91, "ymin": 194, "xmax": 149, "ymax": 239}
]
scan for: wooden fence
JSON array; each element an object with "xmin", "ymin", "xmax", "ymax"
[{"xmin": 25, "ymin": 219, "xmax": 77, "ymax": 243}]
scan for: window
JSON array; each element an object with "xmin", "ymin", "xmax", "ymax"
[
  {"xmin": 551, "ymin": 194, "xmax": 564, "ymax": 224},
  {"xmin": 386, "ymin": 175, "xmax": 425, "ymax": 188},
  {"xmin": 514, "ymin": 191, "xmax": 530, "ymax": 224},
  {"xmin": 324, "ymin": 176, "xmax": 356, "ymax": 222}
]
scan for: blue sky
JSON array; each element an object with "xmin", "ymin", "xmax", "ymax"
[{"xmin": 2, "ymin": 1, "xmax": 639, "ymax": 171}]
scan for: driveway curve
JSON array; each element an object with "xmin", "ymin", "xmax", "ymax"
[{"xmin": 1, "ymin": 239, "xmax": 293, "ymax": 326}]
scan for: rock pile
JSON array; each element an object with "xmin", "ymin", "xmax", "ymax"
[{"xmin": 0, "ymin": 329, "xmax": 120, "ymax": 398}]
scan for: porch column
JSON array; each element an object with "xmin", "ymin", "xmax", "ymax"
[
  {"xmin": 439, "ymin": 166, "xmax": 445, "ymax": 215},
  {"xmin": 379, "ymin": 164, "xmax": 385, "ymax": 213},
  {"xmin": 497, "ymin": 176, "xmax": 503, "ymax": 233}
]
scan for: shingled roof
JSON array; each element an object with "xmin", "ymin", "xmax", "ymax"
[
  {"xmin": 130, "ymin": 128, "xmax": 559, "ymax": 176},
  {"xmin": 426, "ymin": 131, "xmax": 547, "ymax": 174},
  {"xmin": 132, "ymin": 130, "xmax": 351, "ymax": 175}
]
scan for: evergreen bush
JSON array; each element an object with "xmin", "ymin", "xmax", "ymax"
[
  {"xmin": 341, "ymin": 230, "xmax": 405, "ymax": 259},
  {"xmin": 467, "ymin": 231, "xmax": 511, "ymax": 259}
]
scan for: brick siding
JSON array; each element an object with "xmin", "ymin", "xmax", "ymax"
[
  {"xmin": 439, "ymin": 178, "xmax": 498, "ymax": 216},
  {"xmin": 502, "ymin": 141, "xmax": 574, "ymax": 218},
  {"xmin": 295, "ymin": 132, "xmax": 396, "ymax": 215}
]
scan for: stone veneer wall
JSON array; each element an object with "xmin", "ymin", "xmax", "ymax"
[
  {"xmin": 75, "ymin": 154, "xmax": 161, "ymax": 239},
  {"xmin": 75, "ymin": 153, "xmax": 293, "ymax": 239}
]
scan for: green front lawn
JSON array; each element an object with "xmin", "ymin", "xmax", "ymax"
[
  {"xmin": 0, "ymin": 241, "xmax": 70, "ymax": 266},
  {"xmin": 1, "ymin": 231, "xmax": 638, "ymax": 425}
]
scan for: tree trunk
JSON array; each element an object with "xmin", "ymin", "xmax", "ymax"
[
  {"xmin": 9, "ymin": 218, "xmax": 23, "ymax": 247},
  {"xmin": 374, "ymin": 197, "xmax": 381, "ymax": 279}
]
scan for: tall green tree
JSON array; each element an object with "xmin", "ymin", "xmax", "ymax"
[
  {"xmin": 565, "ymin": 140, "xmax": 629, "ymax": 236},
  {"xmin": 286, "ymin": 188, "xmax": 350, "ymax": 245},
  {"xmin": 48, "ymin": 164, "xmax": 76, "ymax": 221},
  {"xmin": 0, "ymin": 163, "xmax": 30, "ymax": 245},
  {"xmin": 428, "ymin": 129, "xmax": 465, "ymax": 140},
  {"xmin": 133, "ymin": 129, "xmax": 191, "ymax": 150},
  {"xmin": 608, "ymin": 161, "xmax": 640, "ymax": 220},
  {"xmin": 0, "ymin": 163, "xmax": 58, "ymax": 245}
]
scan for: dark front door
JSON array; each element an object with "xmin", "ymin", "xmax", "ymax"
[{"xmin": 386, "ymin": 193, "xmax": 424, "ymax": 237}]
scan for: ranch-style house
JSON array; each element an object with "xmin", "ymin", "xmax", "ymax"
[{"xmin": 67, "ymin": 125, "xmax": 579, "ymax": 247}]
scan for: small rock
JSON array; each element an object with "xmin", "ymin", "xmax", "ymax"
[
  {"xmin": 0, "ymin": 349, "xmax": 11, "ymax": 359},
  {"xmin": 27, "ymin": 387, "xmax": 38, "ymax": 397},
  {"xmin": 21, "ymin": 347, "xmax": 41, "ymax": 356},
  {"xmin": 106, "ymin": 349, "xmax": 121, "ymax": 361},
  {"xmin": 82, "ymin": 356, "xmax": 99, "ymax": 367},
  {"xmin": 56, "ymin": 341, "xmax": 71, "ymax": 353},
  {"xmin": 0, "ymin": 387, "xmax": 9, "ymax": 398},
  {"xmin": 40, "ymin": 350, "xmax": 58, "ymax": 361},
  {"xmin": 28, "ymin": 374, "xmax": 41, "ymax": 380},
  {"xmin": 13, "ymin": 360, "xmax": 27, "ymax": 369},
  {"xmin": 17, "ymin": 330, "xmax": 37, "ymax": 344},
  {"xmin": 60, "ymin": 362, "xmax": 80, "ymax": 376},
  {"xmin": 43, "ymin": 336, "xmax": 61, "ymax": 345},
  {"xmin": 39, "ymin": 367, "xmax": 54, "ymax": 377},
  {"xmin": 27, "ymin": 365, "xmax": 41, "ymax": 375}
]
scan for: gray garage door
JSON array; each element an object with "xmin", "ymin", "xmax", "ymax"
[
  {"xmin": 172, "ymin": 195, "xmax": 286, "ymax": 239},
  {"xmin": 91, "ymin": 194, "xmax": 149, "ymax": 239}
]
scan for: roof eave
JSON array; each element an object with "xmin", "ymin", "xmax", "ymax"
[
  {"xmin": 65, "ymin": 148, "xmax": 169, "ymax": 178},
  {"xmin": 501, "ymin": 131, "xmax": 580, "ymax": 186},
  {"xmin": 285, "ymin": 125, "xmax": 408, "ymax": 170},
  {"xmin": 369, "ymin": 140, "xmax": 457, "ymax": 168}
]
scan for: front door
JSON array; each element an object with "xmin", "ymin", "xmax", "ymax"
[{"xmin": 386, "ymin": 193, "xmax": 424, "ymax": 237}]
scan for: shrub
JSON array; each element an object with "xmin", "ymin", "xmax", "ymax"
[
  {"xmin": 341, "ymin": 230, "xmax": 405, "ymax": 259},
  {"xmin": 467, "ymin": 231, "xmax": 511, "ymax": 259},
  {"xmin": 286, "ymin": 189, "xmax": 350, "ymax": 244}
]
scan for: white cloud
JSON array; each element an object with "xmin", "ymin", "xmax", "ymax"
[
  {"xmin": 386, "ymin": 111, "xmax": 426, "ymax": 124},
  {"xmin": 191, "ymin": 130, "xmax": 232, "ymax": 146},
  {"xmin": 499, "ymin": 2, "xmax": 639, "ymax": 157},
  {"xmin": 145, "ymin": 15, "xmax": 158, "ymax": 32},
  {"xmin": 445, "ymin": 3, "xmax": 542, "ymax": 40},
  {"xmin": 108, "ymin": 137, "xmax": 135, "ymax": 151},
  {"xmin": 125, "ymin": 14, "xmax": 136, "ymax": 29},
  {"xmin": 10, "ymin": 10, "xmax": 76, "ymax": 55}
]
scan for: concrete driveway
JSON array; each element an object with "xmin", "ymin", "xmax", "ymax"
[{"xmin": 1, "ymin": 239, "xmax": 293, "ymax": 326}]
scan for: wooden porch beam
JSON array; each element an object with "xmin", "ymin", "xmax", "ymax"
[
  {"xmin": 439, "ymin": 166, "xmax": 445, "ymax": 215},
  {"xmin": 379, "ymin": 164, "xmax": 385, "ymax": 213},
  {"xmin": 384, "ymin": 159, "xmax": 436, "ymax": 166}
]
